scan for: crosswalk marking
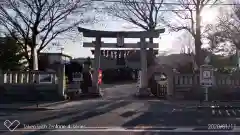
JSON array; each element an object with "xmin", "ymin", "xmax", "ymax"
[
  {"xmin": 226, "ymin": 110, "xmax": 230, "ymax": 116},
  {"xmin": 218, "ymin": 110, "xmax": 222, "ymax": 115},
  {"xmin": 212, "ymin": 110, "xmax": 215, "ymax": 115},
  {"xmin": 210, "ymin": 109, "xmax": 240, "ymax": 117},
  {"xmin": 232, "ymin": 110, "xmax": 237, "ymax": 115}
]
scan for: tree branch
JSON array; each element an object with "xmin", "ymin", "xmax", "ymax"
[{"xmin": 0, "ymin": 0, "xmax": 93, "ymax": 69}]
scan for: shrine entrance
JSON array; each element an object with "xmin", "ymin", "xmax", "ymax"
[
  {"xmin": 78, "ymin": 27, "xmax": 165, "ymax": 98},
  {"xmin": 90, "ymin": 49, "xmax": 134, "ymax": 84},
  {"xmin": 90, "ymin": 49, "xmax": 159, "ymax": 83}
]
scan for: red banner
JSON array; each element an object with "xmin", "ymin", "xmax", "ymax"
[{"xmin": 98, "ymin": 69, "xmax": 102, "ymax": 85}]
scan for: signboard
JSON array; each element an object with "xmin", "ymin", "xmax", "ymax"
[
  {"xmin": 72, "ymin": 72, "xmax": 83, "ymax": 81},
  {"xmin": 117, "ymin": 34, "xmax": 124, "ymax": 47},
  {"xmin": 200, "ymin": 65, "xmax": 214, "ymax": 87},
  {"xmin": 39, "ymin": 74, "xmax": 53, "ymax": 84}
]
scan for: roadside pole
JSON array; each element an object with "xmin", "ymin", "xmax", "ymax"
[
  {"xmin": 200, "ymin": 56, "xmax": 214, "ymax": 102},
  {"xmin": 33, "ymin": 79, "xmax": 39, "ymax": 108},
  {"xmin": 204, "ymin": 87, "xmax": 208, "ymax": 101}
]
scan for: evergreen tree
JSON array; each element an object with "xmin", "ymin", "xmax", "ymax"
[{"xmin": 0, "ymin": 36, "xmax": 25, "ymax": 71}]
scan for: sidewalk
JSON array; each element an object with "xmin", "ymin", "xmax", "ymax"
[
  {"xmin": 0, "ymin": 100, "xmax": 69, "ymax": 110},
  {"xmin": 0, "ymin": 83, "xmax": 119, "ymax": 110},
  {"xmin": 165, "ymin": 100, "xmax": 240, "ymax": 108}
]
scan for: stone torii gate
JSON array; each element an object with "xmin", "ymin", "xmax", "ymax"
[{"xmin": 78, "ymin": 27, "xmax": 165, "ymax": 96}]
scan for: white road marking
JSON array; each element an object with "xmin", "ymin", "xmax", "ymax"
[
  {"xmin": 96, "ymin": 100, "xmax": 123, "ymax": 110},
  {"xmin": 232, "ymin": 110, "xmax": 237, "ymax": 116},
  {"xmin": 212, "ymin": 110, "xmax": 215, "ymax": 115},
  {"xmin": 218, "ymin": 110, "xmax": 222, "ymax": 115},
  {"xmin": 226, "ymin": 110, "xmax": 231, "ymax": 116}
]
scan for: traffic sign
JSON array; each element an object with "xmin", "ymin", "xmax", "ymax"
[
  {"xmin": 200, "ymin": 64, "xmax": 214, "ymax": 87},
  {"xmin": 117, "ymin": 34, "xmax": 124, "ymax": 47}
]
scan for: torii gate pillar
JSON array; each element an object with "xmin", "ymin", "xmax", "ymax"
[
  {"xmin": 138, "ymin": 38, "xmax": 151, "ymax": 96},
  {"xmin": 89, "ymin": 36, "xmax": 101, "ymax": 95}
]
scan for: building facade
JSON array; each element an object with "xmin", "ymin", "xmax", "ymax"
[{"xmin": 39, "ymin": 53, "xmax": 72, "ymax": 71}]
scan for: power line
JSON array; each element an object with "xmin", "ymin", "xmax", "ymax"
[{"xmin": 92, "ymin": 0, "xmax": 239, "ymax": 6}]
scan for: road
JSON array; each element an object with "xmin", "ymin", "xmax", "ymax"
[{"xmin": 0, "ymin": 83, "xmax": 240, "ymax": 135}]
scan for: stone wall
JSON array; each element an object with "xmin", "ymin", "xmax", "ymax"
[{"xmin": 0, "ymin": 84, "xmax": 59, "ymax": 102}]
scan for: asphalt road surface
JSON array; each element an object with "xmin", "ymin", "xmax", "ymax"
[{"xmin": 1, "ymin": 83, "xmax": 240, "ymax": 135}]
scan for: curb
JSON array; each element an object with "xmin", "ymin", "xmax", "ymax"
[
  {"xmin": 0, "ymin": 100, "xmax": 69, "ymax": 110},
  {"xmin": 0, "ymin": 107, "xmax": 54, "ymax": 111},
  {"xmin": 37, "ymin": 100, "xmax": 69, "ymax": 107},
  {"xmin": 168, "ymin": 101, "xmax": 240, "ymax": 108},
  {"xmin": 68, "ymin": 93, "xmax": 103, "ymax": 101},
  {"xmin": 78, "ymin": 94, "xmax": 103, "ymax": 98}
]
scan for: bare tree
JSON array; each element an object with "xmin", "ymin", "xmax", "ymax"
[
  {"xmin": 178, "ymin": 31, "xmax": 194, "ymax": 54},
  {"xmin": 206, "ymin": 1, "xmax": 240, "ymax": 68},
  {"xmin": 210, "ymin": 1, "xmax": 240, "ymax": 51},
  {"xmin": 0, "ymin": 0, "xmax": 93, "ymax": 70},
  {"xmin": 105, "ymin": 0, "xmax": 165, "ymax": 66},
  {"xmin": 207, "ymin": 32, "xmax": 233, "ymax": 55},
  {"xmin": 163, "ymin": 0, "xmax": 219, "ymax": 68}
]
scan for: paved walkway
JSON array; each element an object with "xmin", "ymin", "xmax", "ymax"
[
  {"xmin": 0, "ymin": 82, "xmax": 138, "ymax": 110},
  {"xmin": 101, "ymin": 83, "xmax": 138, "ymax": 100}
]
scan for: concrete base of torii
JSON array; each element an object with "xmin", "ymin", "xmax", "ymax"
[
  {"xmin": 136, "ymin": 87, "xmax": 152, "ymax": 97},
  {"xmin": 88, "ymin": 86, "xmax": 102, "ymax": 97}
]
